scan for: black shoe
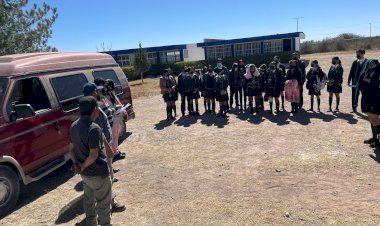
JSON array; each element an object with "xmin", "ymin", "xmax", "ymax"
[
  {"xmin": 112, "ymin": 202, "xmax": 126, "ymax": 213},
  {"xmin": 112, "ymin": 177, "xmax": 119, "ymax": 183},
  {"xmin": 114, "ymin": 152, "xmax": 126, "ymax": 160},
  {"xmin": 370, "ymin": 142, "xmax": 380, "ymax": 148},
  {"xmin": 217, "ymin": 112, "xmax": 223, "ymax": 117},
  {"xmin": 335, "ymin": 108, "xmax": 339, "ymax": 112},
  {"xmin": 113, "ymin": 168, "xmax": 120, "ymax": 173},
  {"xmin": 308, "ymin": 108, "xmax": 314, "ymax": 112},
  {"xmin": 364, "ymin": 138, "xmax": 375, "ymax": 144},
  {"xmin": 327, "ymin": 108, "xmax": 332, "ymax": 112}
]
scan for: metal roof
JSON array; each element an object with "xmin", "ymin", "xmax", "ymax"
[
  {"xmin": 0, "ymin": 52, "xmax": 118, "ymax": 77},
  {"xmin": 105, "ymin": 44, "xmax": 188, "ymax": 55},
  {"xmin": 197, "ymin": 32, "xmax": 305, "ymax": 47}
]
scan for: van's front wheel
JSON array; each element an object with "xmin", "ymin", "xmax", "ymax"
[{"xmin": 0, "ymin": 165, "xmax": 20, "ymax": 217}]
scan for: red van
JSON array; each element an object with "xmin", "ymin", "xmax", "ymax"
[{"xmin": 0, "ymin": 52, "xmax": 135, "ymax": 215}]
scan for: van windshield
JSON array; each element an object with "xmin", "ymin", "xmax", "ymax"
[{"xmin": 0, "ymin": 78, "xmax": 8, "ymax": 103}]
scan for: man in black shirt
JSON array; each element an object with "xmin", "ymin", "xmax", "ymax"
[
  {"xmin": 70, "ymin": 96, "xmax": 112, "ymax": 226},
  {"xmin": 348, "ymin": 49, "xmax": 368, "ymax": 112}
]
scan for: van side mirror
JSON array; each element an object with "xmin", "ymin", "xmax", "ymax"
[{"xmin": 10, "ymin": 104, "xmax": 36, "ymax": 121}]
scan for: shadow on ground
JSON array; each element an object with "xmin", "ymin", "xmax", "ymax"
[{"xmin": 55, "ymin": 195, "xmax": 84, "ymax": 225}]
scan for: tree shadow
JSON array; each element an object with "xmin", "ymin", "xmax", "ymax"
[
  {"xmin": 174, "ymin": 115, "xmax": 199, "ymax": 128},
  {"xmin": 154, "ymin": 119, "xmax": 175, "ymax": 130},
  {"xmin": 55, "ymin": 195, "xmax": 84, "ymax": 225}
]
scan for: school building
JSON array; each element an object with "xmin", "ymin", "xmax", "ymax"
[{"xmin": 105, "ymin": 32, "xmax": 305, "ymax": 67}]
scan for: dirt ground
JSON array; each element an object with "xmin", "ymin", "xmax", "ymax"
[{"xmin": 1, "ymin": 50, "xmax": 380, "ymax": 226}]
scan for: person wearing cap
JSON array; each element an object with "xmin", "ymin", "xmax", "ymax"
[
  {"xmin": 327, "ymin": 57, "xmax": 344, "ymax": 112},
  {"xmin": 160, "ymin": 68, "xmax": 178, "ymax": 120},
  {"xmin": 237, "ymin": 59, "xmax": 247, "ymax": 111},
  {"xmin": 306, "ymin": 60, "xmax": 327, "ymax": 112},
  {"xmin": 82, "ymin": 82, "xmax": 126, "ymax": 213},
  {"xmin": 273, "ymin": 56, "xmax": 287, "ymax": 111},
  {"xmin": 228, "ymin": 63, "xmax": 239, "ymax": 109},
  {"xmin": 348, "ymin": 49, "xmax": 369, "ymax": 112},
  {"xmin": 267, "ymin": 61, "xmax": 284, "ymax": 114},
  {"xmin": 69, "ymin": 96, "xmax": 113, "ymax": 226},
  {"xmin": 259, "ymin": 64, "xmax": 268, "ymax": 110},
  {"xmin": 202, "ymin": 65, "xmax": 217, "ymax": 115},
  {"xmin": 177, "ymin": 66, "xmax": 187, "ymax": 116},
  {"xmin": 215, "ymin": 66, "xmax": 229, "ymax": 117},
  {"xmin": 292, "ymin": 52, "xmax": 306, "ymax": 109}
]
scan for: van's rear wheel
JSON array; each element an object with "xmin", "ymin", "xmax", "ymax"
[
  {"xmin": 118, "ymin": 120, "xmax": 127, "ymax": 144},
  {"xmin": 0, "ymin": 165, "xmax": 20, "ymax": 217}
]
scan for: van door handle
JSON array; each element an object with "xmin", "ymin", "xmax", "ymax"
[{"xmin": 55, "ymin": 121, "xmax": 61, "ymax": 131}]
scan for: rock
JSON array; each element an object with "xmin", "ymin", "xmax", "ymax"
[
  {"xmin": 285, "ymin": 212, "xmax": 290, "ymax": 218},
  {"xmin": 276, "ymin": 169, "xmax": 281, "ymax": 172}
]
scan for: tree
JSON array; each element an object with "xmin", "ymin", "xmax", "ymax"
[
  {"xmin": 0, "ymin": 0, "xmax": 58, "ymax": 56},
  {"xmin": 133, "ymin": 43, "xmax": 151, "ymax": 83}
]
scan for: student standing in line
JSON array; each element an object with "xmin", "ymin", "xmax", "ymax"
[
  {"xmin": 348, "ymin": 49, "xmax": 368, "ymax": 112},
  {"xmin": 327, "ymin": 57, "xmax": 344, "ymax": 112},
  {"xmin": 306, "ymin": 60, "xmax": 327, "ymax": 112},
  {"xmin": 159, "ymin": 68, "xmax": 178, "ymax": 120}
]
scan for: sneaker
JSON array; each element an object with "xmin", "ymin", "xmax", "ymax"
[
  {"xmin": 112, "ymin": 202, "xmax": 126, "ymax": 213},
  {"xmin": 370, "ymin": 142, "xmax": 380, "ymax": 148},
  {"xmin": 335, "ymin": 108, "xmax": 339, "ymax": 112},
  {"xmin": 113, "ymin": 168, "xmax": 120, "ymax": 174},
  {"xmin": 327, "ymin": 108, "xmax": 333, "ymax": 112},
  {"xmin": 114, "ymin": 152, "xmax": 126, "ymax": 160},
  {"xmin": 216, "ymin": 112, "xmax": 223, "ymax": 117},
  {"xmin": 364, "ymin": 138, "xmax": 375, "ymax": 144},
  {"xmin": 112, "ymin": 177, "xmax": 119, "ymax": 183}
]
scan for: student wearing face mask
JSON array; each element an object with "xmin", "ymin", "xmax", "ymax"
[
  {"xmin": 184, "ymin": 67, "xmax": 198, "ymax": 116},
  {"xmin": 245, "ymin": 64, "xmax": 261, "ymax": 114},
  {"xmin": 215, "ymin": 68, "xmax": 229, "ymax": 117},
  {"xmin": 361, "ymin": 60, "xmax": 380, "ymax": 148},
  {"xmin": 327, "ymin": 57, "xmax": 344, "ymax": 112},
  {"xmin": 285, "ymin": 60, "xmax": 302, "ymax": 114},
  {"xmin": 177, "ymin": 66, "xmax": 187, "ymax": 117},
  {"xmin": 202, "ymin": 65, "xmax": 217, "ymax": 115},
  {"xmin": 274, "ymin": 56, "xmax": 286, "ymax": 110},
  {"xmin": 306, "ymin": 60, "xmax": 327, "ymax": 112},
  {"xmin": 228, "ymin": 63, "xmax": 239, "ymax": 109},
  {"xmin": 259, "ymin": 64, "xmax": 268, "ymax": 110},
  {"xmin": 348, "ymin": 49, "xmax": 368, "ymax": 112},
  {"xmin": 266, "ymin": 61, "xmax": 284, "ymax": 114},
  {"xmin": 291, "ymin": 52, "xmax": 306, "ymax": 109},
  {"xmin": 160, "ymin": 68, "xmax": 178, "ymax": 120},
  {"xmin": 237, "ymin": 59, "xmax": 247, "ymax": 111}
]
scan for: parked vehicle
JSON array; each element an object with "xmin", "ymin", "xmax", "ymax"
[{"xmin": 0, "ymin": 52, "xmax": 135, "ymax": 216}]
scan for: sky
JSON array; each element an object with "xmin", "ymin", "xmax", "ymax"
[{"xmin": 30, "ymin": 0, "xmax": 380, "ymax": 52}]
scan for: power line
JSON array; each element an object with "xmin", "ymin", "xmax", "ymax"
[{"xmin": 292, "ymin": 17, "xmax": 304, "ymax": 32}]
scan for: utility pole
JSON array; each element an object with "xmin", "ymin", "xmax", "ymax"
[
  {"xmin": 369, "ymin": 23, "xmax": 372, "ymax": 38},
  {"xmin": 293, "ymin": 17, "xmax": 304, "ymax": 32}
]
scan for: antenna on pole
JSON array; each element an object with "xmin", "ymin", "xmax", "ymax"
[{"xmin": 293, "ymin": 17, "xmax": 304, "ymax": 32}]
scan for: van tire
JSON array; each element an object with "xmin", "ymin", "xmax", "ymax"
[
  {"xmin": 118, "ymin": 120, "xmax": 127, "ymax": 144},
  {"xmin": 0, "ymin": 165, "xmax": 20, "ymax": 217}
]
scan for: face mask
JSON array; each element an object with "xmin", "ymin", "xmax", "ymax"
[
  {"xmin": 332, "ymin": 61, "xmax": 336, "ymax": 65},
  {"xmin": 217, "ymin": 63, "xmax": 222, "ymax": 68},
  {"xmin": 311, "ymin": 64, "xmax": 315, "ymax": 68},
  {"xmin": 356, "ymin": 54, "xmax": 361, "ymax": 60},
  {"xmin": 270, "ymin": 66, "xmax": 275, "ymax": 70},
  {"xmin": 208, "ymin": 69, "xmax": 213, "ymax": 73}
]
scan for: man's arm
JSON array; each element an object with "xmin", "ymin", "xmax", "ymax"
[
  {"xmin": 104, "ymin": 137, "xmax": 114, "ymax": 159},
  {"xmin": 348, "ymin": 61, "xmax": 356, "ymax": 85},
  {"xmin": 69, "ymin": 143, "xmax": 77, "ymax": 163},
  {"xmin": 79, "ymin": 148, "xmax": 98, "ymax": 173}
]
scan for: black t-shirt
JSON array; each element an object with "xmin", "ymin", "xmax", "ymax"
[{"xmin": 70, "ymin": 116, "xmax": 109, "ymax": 177}]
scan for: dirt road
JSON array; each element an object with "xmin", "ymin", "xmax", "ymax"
[{"xmin": 1, "ymin": 51, "xmax": 380, "ymax": 225}]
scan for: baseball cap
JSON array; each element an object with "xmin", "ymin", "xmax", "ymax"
[
  {"xmin": 82, "ymin": 82, "xmax": 103, "ymax": 96},
  {"xmin": 78, "ymin": 96, "xmax": 98, "ymax": 113}
]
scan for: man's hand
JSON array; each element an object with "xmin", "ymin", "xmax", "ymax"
[{"xmin": 73, "ymin": 163, "xmax": 82, "ymax": 174}]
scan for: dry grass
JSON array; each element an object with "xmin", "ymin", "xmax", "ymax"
[
  {"xmin": 2, "ymin": 50, "xmax": 380, "ymax": 226},
  {"xmin": 129, "ymin": 78, "xmax": 161, "ymax": 99}
]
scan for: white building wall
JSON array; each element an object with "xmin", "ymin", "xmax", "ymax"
[
  {"xmin": 184, "ymin": 43, "xmax": 205, "ymax": 61},
  {"xmin": 295, "ymin": 37, "xmax": 300, "ymax": 51}
]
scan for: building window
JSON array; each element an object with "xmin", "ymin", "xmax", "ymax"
[
  {"xmin": 263, "ymin": 40, "xmax": 283, "ymax": 53},
  {"xmin": 160, "ymin": 50, "xmax": 181, "ymax": 64},
  {"xmin": 206, "ymin": 45, "xmax": 232, "ymax": 59},
  {"xmin": 252, "ymin": 42, "xmax": 261, "ymax": 54},
  {"xmin": 117, "ymin": 54, "xmax": 133, "ymax": 66},
  {"xmin": 147, "ymin": 52, "xmax": 157, "ymax": 64},
  {"xmin": 234, "ymin": 44, "xmax": 244, "ymax": 57}
]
